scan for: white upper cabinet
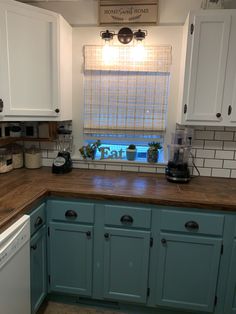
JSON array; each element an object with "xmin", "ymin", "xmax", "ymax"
[
  {"xmin": 0, "ymin": 0, "xmax": 72, "ymax": 121},
  {"xmin": 178, "ymin": 10, "xmax": 236, "ymax": 126}
]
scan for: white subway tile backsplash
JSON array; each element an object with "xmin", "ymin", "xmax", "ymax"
[
  {"xmin": 215, "ymin": 131, "xmax": 234, "ymax": 141},
  {"xmin": 212, "ymin": 168, "xmax": 231, "ymax": 178},
  {"xmin": 223, "ymin": 141, "xmax": 236, "ymax": 150},
  {"xmin": 139, "ymin": 166, "xmax": 156, "ymax": 173},
  {"xmin": 205, "ymin": 126, "xmax": 225, "ymax": 131},
  {"xmin": 195, "ymin": 130, "xmax": 214, "ymax": 140},
  {"xmin": 224, "ymin": 127, "xmax": 236, "ymax": 131},
  {"xmin": 223, "ymin": 160, "xmax": 236, "ymax": 169},
  {"xmin": 42, "ymin": 158, "xmax": 53, "ymax": 167},
  {"xmin": 192, "ymin": 140, "xmax": 204, "ymax": 149},
  {"xmin": 89, "ymin": 163, "xmax": 106, "ymax": 170},
  {"xmin": 40, "ymin": 141, "xmax": 57, "ymax": 150},
  {"xmin": 73, "ymin": 162, "xmax": 89, "ymax": 169},
  {"xmin": 105, "ymin": 164, "xmax": 122, "ymax": 171},
  {"xmin": 193, "ymin": 158, "xmax": 204, "ymax": 167},
  {"xmin": 196, "ymin": 149, "xmax": 215, "ymax": 158},
  {"xmin": 47, "ymin": 150, "xmax": 58, "ymax": 159},
  {"xmin": 122, "ymin": 165, "xmax": 139, "ymax": 172},
  {"xmin": 204, "ymin": 140, "xmax": 223, "ymax": 149},
  {"xmin": 231, "ymin": 170, "xmax": 236, "ymax": 178},
  {"xmin": 204, "ymin": 159, "xmax": 223, "ymax": 168},
  {"xmin": 193, "ymin": 167, "xmax": 211, "ymax": 177},
  {"xmin": 215, "ymin": 150, "xmax": 234, "ymax": 159}
]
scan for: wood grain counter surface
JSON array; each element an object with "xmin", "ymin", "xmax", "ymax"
[{"xmin": 0, "ymin": 167, "xmax": 236, "ymax": 231}]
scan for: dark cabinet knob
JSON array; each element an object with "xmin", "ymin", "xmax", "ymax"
[
  {"xmin": 86, "ymin": 231, "xmax": 91, "ymax": 238},
  {"xmin": 161, "ymin": 238, "xmax": 167, "ymax": 245},
  {"xmin": 120, "ymin": 215, "xmax": 133, "ymax": 225},
  {"xmin": 34, "ymin": 216, "xmax": 43, "ymax": 228},
  {"xmin": 228, "ymin": 105, "xmax": 232, "ymax": 116},
  {"xmin": 31, "ymin": 244, "xmax": 37, "ymax": 250},
  {"xmin": 55, "ymin": 108, "xmax": 60, "ymax": 113},
  {"xmin": 65, "ymin": 210, "xmax": 77, "ymax": 218},
  {"xmin": 104, "ymin": 233, "xmax": 109, "ymax": 239},
  {"xmin": 0, "ymin": 99, "xmax": 3, "ymax": 112},
  {"xmin": 185, "ymin": 221, "xmax": 199, "ymax": 231},
  {"xmin": 216, "ymin": 113, "xmax": 221, "ymax": 118}
]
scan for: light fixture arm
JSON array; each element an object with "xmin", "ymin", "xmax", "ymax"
[{"xmin": 100, "ymin": 27, "xmax": 147, "ymax": 44}]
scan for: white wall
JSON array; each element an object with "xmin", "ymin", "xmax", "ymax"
[{"xmin": 19, "ymin": 0, "xmax": 236, "ymax": 26}]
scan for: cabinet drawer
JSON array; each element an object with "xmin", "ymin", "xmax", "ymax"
[
  {"xmin": 104, "ymin": 205, "xmax": 151, "ymax": 229},
  {"xmin": 161, "ymin": 210, "xmax": 224, "ymax": 236},
  {"xmin": 30, "ymin": 203, "xmax": 46, "ymax": 237},
  {"xmin": 48, "ymin": 200, "xmax": 94, "ymax": 224}
]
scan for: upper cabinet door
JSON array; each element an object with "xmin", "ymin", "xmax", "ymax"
[
  {"xmin": 0, "ymin": 1, "xmax": 60, "ymax": 118},
  {"xmin": 185, "ymin": 13, "xmax": 231, "ymax": 123}
]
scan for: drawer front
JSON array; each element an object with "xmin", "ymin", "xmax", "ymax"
[
  {"xmin": 48, "ymin": 200, "xmax": 94, "ymax": 224},
  {"xmin": 104, "ymin": 205, "xmax": 151, "ymax": 229},
  {"xmin": 30, "ymin": 203, "xmax": 46, "ymax": 236},
  {"xmin": 161, "ymin": 210, "xmax": 224, "ymax": 236}
]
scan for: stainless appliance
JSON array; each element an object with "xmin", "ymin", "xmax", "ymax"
[
  {"xmin": 165, "ymin": 129, "xmax": 193, "ymax": 182},
  {"xmin": 0, "ymin": 215, "xmax": 31, "ymax": 314}
]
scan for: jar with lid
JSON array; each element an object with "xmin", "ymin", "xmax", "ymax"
[
  {"xmin": 9, "ymin": 144, "xmax": 24, "ymax": 169},
  {"xmin": 24, "ymin": 146, "xmax": 42, "ymax": 169},
  {"xmin": 0, "ymin": 148, "xmax": 13, "ymax": 173}
]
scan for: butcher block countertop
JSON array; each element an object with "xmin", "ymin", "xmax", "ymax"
[{"xmin": 1, "ymin": 167, "xmax": 236, "ymax": 231}]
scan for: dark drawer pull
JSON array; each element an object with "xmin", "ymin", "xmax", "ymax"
[
  {"xmin": 31, "ymin": 244, "xmax": 37, "ymax": 250},
  {"xmin": 216, "ymin": 112, "xmax": 221, "ymax": 118},
  {"xmin": 185, "ymin": 221, "xmax": 199, "ymax": 231},
  {"xmin": 65, "ymin": 210, "xmax": 77, "ymax": 218},
  {"xmin": 120, "ymin": 215, "xmax": 133, "ymax": 225},
  {"xmin": 161, "ymin": 238, "xmax": 167, "ymax": 245},
  {"xmin": 104, "ymin": 233, "xmax": 109, "ymax": 239},
  {"xmin": 86, "ymin": 231, "xmax": 91, "ymax": 238},
  {"xmin": 34, "ymin": 216, "xmax": 43, "ymax": 228}
]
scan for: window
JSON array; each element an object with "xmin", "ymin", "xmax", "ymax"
[{"xmin": 83, "ymin": 45, "xmax": 172, "ymax": 161}]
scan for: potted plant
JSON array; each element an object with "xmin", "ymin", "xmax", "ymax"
[
  {"xmin": 126, "ymin": 144, "xmax": 137, "ymax": 161},
  {"xmin": 79, "ymin": 140, "xmax": 101, "ymax": 160},
  {"xmin": 147, "ymin": 142, "xmax": 162, "ymax": 163}
]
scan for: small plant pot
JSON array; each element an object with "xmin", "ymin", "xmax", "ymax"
[
  {"xmin": 147, "ymin": 148, "xmax": 159, "ymax": 163},
  {"xmin": 126, "ymin": 149, "xmax": 137, "ymax": 161}
]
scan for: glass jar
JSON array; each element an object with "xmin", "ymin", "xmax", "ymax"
[
  {"xmin": 0, "ymin": 148, "xmax": 13, "ymax": 173},
  {"xmin": 11, "ymin": 144, "xmax": 24, "ymax": 169},
  {"xmin": 24, "ymin": 146, "xmax": 42, "ymax": 169}
]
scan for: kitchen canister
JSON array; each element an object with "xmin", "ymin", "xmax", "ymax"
[
  {"xmin": 24, "ymin": 146, "xmax": 42, "ymax": 169},
  {"xmin": 11, "ymin": 144, "xmax": 24, "ymax": 169},
  {"xmin": 0, "ymin": 147, "xmax": 13, "ymax": 173}
]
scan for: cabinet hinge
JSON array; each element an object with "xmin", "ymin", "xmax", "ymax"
[
  {"xmin": 221, "ymin": 244, "xmax": 224, "ymax": 255},
  {"xmin": 190, "ymin": 23, "xmax": 194, "ymax": 35},
  {"xmin": 214, "ymin": 296, "xmax": 218, "ymax": 306},
  {"xmin": 150, "ymin": 237, "xmax": 153, "ymax": 247},
  {"xmin": 147, "ymin": 288, "xmax": 150, "ymax": 297},
  {"xmin": 48, "ymin": 275, "xmax": 51, "ymax": 285},
  {"xmin": 184, "ymin": 104, "xmax": 187, "ymax": 114},
  {"xmin": 48, "ymin": 227, "xmax": 50, "ymax": 237}
]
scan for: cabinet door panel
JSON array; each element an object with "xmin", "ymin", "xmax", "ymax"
[
  {"xmin": 156, "ymin": 233, "xmax": 222, "ymax": 312},
  {"xmin": 49, "ymin": 222, "xmax": 93, "ymax": 296},
  {"xmin": 185, "ymin": 13, "xmax": 231, "ymax": 122},
  {"xmin": 0, "ymin": 2, "xmax": 58, "ymax": 117},
  {"xmin": 103, "ymin": 227, "xmax": 150, "ymax": 303},
  {"xmin": 224, "ymin": 240, "xmax": 236, "ymax": 313},
  {"xmin": 30, "ymin": 225, "xmax": 47, "ymax": 314}
]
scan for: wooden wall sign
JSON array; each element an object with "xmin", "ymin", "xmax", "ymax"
[{"xmin": 99, "ymin": 0, "xmax": 158, "ymax": 25}]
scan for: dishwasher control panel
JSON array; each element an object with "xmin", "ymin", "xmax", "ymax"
[{"xmin": 0, "ymin": 215, "xmax": 30, "ymax": 269}]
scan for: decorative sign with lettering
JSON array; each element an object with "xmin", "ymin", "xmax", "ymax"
[{"xmin": 99, "ymin": 0, "xmax": 158, "ymax": 25}]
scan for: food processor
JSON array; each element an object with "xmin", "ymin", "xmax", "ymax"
[{"xmin": 165, "ymin": 129, "xmax": 193, "ymax": 182}]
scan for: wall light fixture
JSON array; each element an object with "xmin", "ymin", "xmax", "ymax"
[{"xmin": 100, "ymin": 27, "xmax": 147, "ymax": 45}]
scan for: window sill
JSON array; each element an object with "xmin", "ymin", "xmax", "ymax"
[{"xmin": 72, "ymin": 155, "xmax": 166, "ymax": 174}]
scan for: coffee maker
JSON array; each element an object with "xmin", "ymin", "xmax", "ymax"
[
  {"xmin": 52, "ymin": 133, "xmax": 73, "ymax": 174},
  {"xmin": 165, "ymin": 129, "xmax": 193, "ymax": 182}
]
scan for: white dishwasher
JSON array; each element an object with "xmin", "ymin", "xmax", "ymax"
[{"xmin": 0, "ymin": 215, "xmax": 31, "ymax": 314}]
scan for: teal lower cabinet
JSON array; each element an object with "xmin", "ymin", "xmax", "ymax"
[
  {"xmin": 31, "ymin": 225, "xmax": 47, "ymax": 314},
  {"xmin": 224, "ymin": 240, "xmax": 236, "ymax": 313},
  {"xmin": 48, "ymin": 222, "xmax": 93, "ymax": 296},
  {"xmin": 156, "ymin": 233, "xmax": 222, "ymax": 312},
  {"xmin": 103, "ymin": 227, "xmax": 151, "ymax": 304},
  {"xmin": 29, "ymin": 203, "xmax": 47, "ymax": 314}
]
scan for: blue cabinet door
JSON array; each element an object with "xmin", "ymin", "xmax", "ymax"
[
  {"xmin": 103, "ymin": 227, "xmax": 150, "ymax": 304},
  {"xmin": 30, "ymin": 225, "xmax": 47, "ymax": 314},
  {"xmin": 49, "ymin": 222, "xmax": 93, "ymax": 296},
  {"xmin": 224, "ymin": 240, "xmax": 236, "ymax": 313},
  {"xmin": 156, "ymin": 233, "xmax": 222, "ymax": 312}
]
